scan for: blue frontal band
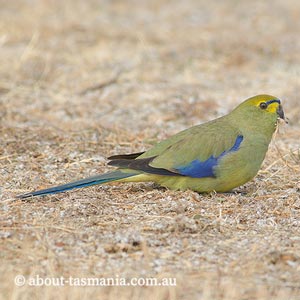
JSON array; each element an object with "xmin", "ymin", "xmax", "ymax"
[{"xmin": 266, "ymin": 99, "xmax": 281, "ymax": 105}]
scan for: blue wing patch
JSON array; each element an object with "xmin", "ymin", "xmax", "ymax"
[{"xmin": 175, "ymin": 135, "xmax": 243, "ymax": 178}]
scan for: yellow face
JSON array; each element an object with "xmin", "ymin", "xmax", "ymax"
[
  {"xmin": 256, "ymin": 99, "xmax": 281, "ymax": 114},
  {"xmin": 247, "ymin": 94, "xmax": 285, "ymax": 120},
  {"xmin": 265, "ymin": 101, "xmax": 280, "ymax": 114}
]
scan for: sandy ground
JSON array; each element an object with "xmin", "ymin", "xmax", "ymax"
[{"xmin": 1, "ymin": 0, "xmax": 300, "ymax": 299}]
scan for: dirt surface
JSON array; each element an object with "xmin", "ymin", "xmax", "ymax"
[{"xmin": 1, "ymin": 0, "xmax": 300, "ymax": 299}]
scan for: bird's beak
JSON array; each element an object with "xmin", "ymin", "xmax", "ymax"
[{"xmin": 277, "ymin": 104, "xmax": 285, "ymax": 121}]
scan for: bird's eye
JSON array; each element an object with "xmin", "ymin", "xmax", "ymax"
[{"xmin": 259, "ymin": 102, "xmax": 268, "ymax": 109}]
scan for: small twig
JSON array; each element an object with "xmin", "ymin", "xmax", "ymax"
[
  {"xmin": 0, "ymin": 155, "xmax": 14, "ymax": 161},
  {"xmin": 78, "ymin": 70, "xmax": 123, "ymax": 95},
  {"xmin": 0, "ymin": 225, "xmax": 77, "ymax": 233}
]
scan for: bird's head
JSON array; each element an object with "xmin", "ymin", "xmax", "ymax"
[
  {"xmin": 243, "ymin": 94, "xmax": 285, "ymax": 121},
  {"xmin": 230, "ymin": 94, "xmax": 286, "ymax": 134}
]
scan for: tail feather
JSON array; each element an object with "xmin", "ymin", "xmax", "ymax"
[{"xmin": 17, "ymin": 170, "xmax": 134, "ymax": 199}]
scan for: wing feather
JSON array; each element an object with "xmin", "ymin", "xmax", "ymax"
[{"xmin": 108, "ymin": 117, "xmax": 243, "ymax": 179}]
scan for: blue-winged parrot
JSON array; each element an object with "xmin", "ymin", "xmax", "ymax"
[{"xmin": 18, "ymin": 94, "xmax": 286, "ymax": 198}]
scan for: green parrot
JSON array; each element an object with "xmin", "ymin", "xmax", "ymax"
[{"xmin": 18, "ymin": 94, "xmax": 285, "ymax": 198}]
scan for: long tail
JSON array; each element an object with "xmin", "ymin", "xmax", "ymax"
[{"xmin": 17, "ymin": 170, "xmax": 135, "ymax": 199}]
